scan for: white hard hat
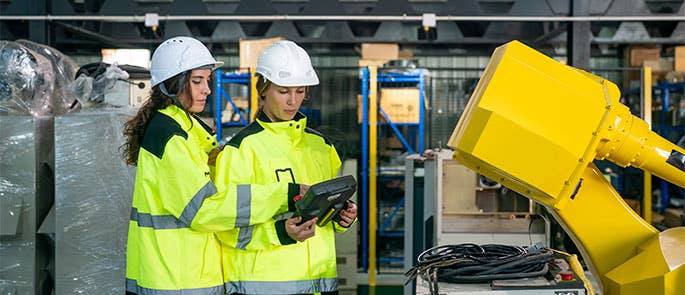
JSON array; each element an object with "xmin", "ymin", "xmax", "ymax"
[
  {"xmin": 150, "ymin": 36, "xmax": 223, "ymax": 87},
  {"xmin": 255, "ymin": 40, "xmax": 319, "ymax": 87}
]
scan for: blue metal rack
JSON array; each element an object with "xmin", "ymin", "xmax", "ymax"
[
  {"xmin": 214, "ymin": 69, "xmax": 252, "ymax": 140},
  {"xmin": 651, "ymin": 82, "xmax": 685, "ymax": 213},
  {"xmin": 360, "ymin": 68, "xmax": 426, "ymax": 271},
  {"xmin": 624, "ymin": 81, "xmax": 685, "ymax": 214}
]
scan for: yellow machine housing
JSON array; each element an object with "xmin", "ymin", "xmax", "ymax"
[{"xmin": 448, "ymin": 40, "xmax": 685, "ymax": 295}]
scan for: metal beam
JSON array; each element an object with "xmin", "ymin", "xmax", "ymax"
[
  {"xmin": 211, "ymin": 21, "xmax": 246, "ymax": 41},
  {"xmin": 672, "ymin": 21, "xmax": 685, "ymax": 39},
  {"xmin": 4, "ymin": 15, "xmax": 685, "ymax": 22},
  {"xmin": 164, "ymin": 21, "xmax": 193, "ymax": 39},
  {"xmin": 612, "ymin": 21, "xmax": 651, "ymax": 41},
  {"xmin": 322, "ymin": 21, "xmax": 356, "ymax": 40},
  {"xmin": 264, "ymin": 20, "xmax": 301, "ymax": 41}
]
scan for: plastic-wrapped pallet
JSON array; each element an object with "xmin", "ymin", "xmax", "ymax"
[
  {"xmin": 54, "ymin": 108, "xmax": 135, "ymax": 294},
  {"xmin": 0, "ymin": 40, "xmax": 64, "ymax": 294},
  {"xmin": 1, "ymin": 39, "xmax": 135, "ymax": 294},
  {"xmin": 15, "ymin": 39, "xmax": 78, "ymax": 115},
  {"xmin": 0, "ymin": 116, "xmax": 38, "ymax": 294}
]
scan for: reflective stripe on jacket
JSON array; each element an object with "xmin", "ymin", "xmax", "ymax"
[
  {"xmin": 214, "ymin": 111, "xmax": 343, "ymax": 294},
  {"xmin": 125, "ymin": 105, "xmax": 297, "ymax": 293}
]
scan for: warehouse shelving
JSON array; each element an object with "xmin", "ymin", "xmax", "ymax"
[
  {"xmin": 213, "ymin": 70, "xmax": 253, "ymax": 140},
  {"xmin": 651, "ymin": 81, "xmax": 685, "ymax": 214},
  {"xmin": 359, "ymin": 67, "xmax": 426, "ymax": 272},
  {"xmin": 621, "ymin": 80, "xmax": 685, "ymax": 217}
]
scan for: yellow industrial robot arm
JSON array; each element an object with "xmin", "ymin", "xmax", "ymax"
[{"xmin": 447, "ymin": 40, "xmax": 685, "ymax": 295}]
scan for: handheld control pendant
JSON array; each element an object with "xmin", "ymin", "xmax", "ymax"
[{"xmin": 294, "ymin": 175, "xmax": 356, "ymax": 226}]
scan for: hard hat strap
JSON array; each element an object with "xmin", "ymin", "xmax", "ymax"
[
  {"xmin": 159, "ymin": 71, "xmax": 188, "ymax": 110},
  {"xmin": 159, "ymin": 82, "xmax": 175, "ymax": 98}
]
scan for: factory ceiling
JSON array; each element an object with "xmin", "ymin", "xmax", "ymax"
[{"xmin": 1, "ymin": 0, "xmax": 684, "ymax": 57}]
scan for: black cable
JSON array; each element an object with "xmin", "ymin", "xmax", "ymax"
[{"xmin": 405, "ymin": 243, "xmax": 554, "ymax": 294}]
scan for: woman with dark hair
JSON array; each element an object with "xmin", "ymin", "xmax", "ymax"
[
  {"xmin": 215, "ymin": 40, "xmax": 358, "ymax": 295},
  {"xmin": 121, "ymin": 36, "xmax": 312, "ymax": 295}
]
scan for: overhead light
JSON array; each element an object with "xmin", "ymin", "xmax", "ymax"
[
  {"xmin": 145, "ymin": 13, "xmax": 159, "ymax": 32},
  {"xmin": 419, "ymin": 13, "xmax": 438, "ymax": 41},
  {"xmin": 422, "ymin": 13, "xmax": 437, "ymax": 29}
]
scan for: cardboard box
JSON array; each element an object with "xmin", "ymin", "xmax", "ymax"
[
  {"xmin": 665, "ymin": 71, "xmax": 685, "ymax": 83},
  {"xmin": 399, "ymin": 49, "xmax": 414, "ymax": 58},
  {"xmin": 642, "ymin": 59, "xmax": 671, "ymax": 84},
  {"xmin": 361, "ymin": 43, "xmax": 399, "ymax": 60},
  {"xmin": 664, "ymin": 208, "xmax": 684, "ymax": 227},
  {"xmin": 380, "ymin": 135, "xmax": 404, "ymax": 149},
  {"xmin": 357, "ymin": 89, "xmax": 422, "ymax": 124},
  {"xmin": 675, "ymin": 46, "xmax": 685, "ymax": 72},
  {"xmin": 643, "ymin": 59, "xmax": 674, "ymax": 73},
  {"xmin": 627, "ymin": 45, "xmax": 660, "ymax": 67},
  {"xmin": 624, "ymin": 67, "xmax": 667, "ymax": 87},
  {"xmin": 652, "ymin": 211, "xmax": 664, "ymax": 224},
  {"xmin": 226, "ymin": 96, "xmax": 249, "ymax": 110},
  {"xmin": 221, "ymin": 96, "xmax": 250, "ymax": 123},
  {"xmin": 623, "ymin": 198, "xmax": 641, "ymax": 215},
  {"xmin": 358, "ymin": 59, "xmax": 387, "ymax": 68},
  {"xmin": 239, "ymin": 37, "xmax": 285, "ymax": 69},
  {"xmin": 380, "ymin": 88, "xmax": 421, "ymax": 123}
]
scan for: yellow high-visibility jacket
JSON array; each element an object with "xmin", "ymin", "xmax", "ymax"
[
  {"xmin": 125, "ymin": 105, "xmax": 298, "ymax": 294},
  {"xmin": 215, "ymin": 111, "xmax": 345, "ymax": 294}
]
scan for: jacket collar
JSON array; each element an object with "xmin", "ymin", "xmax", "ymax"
[
  {"xmin": 159, "ymin": 104, "xmax": 194, "ymax": 130},
  {"xmin": 159, "ymin": 105, "xmax": 212, "ymax": 133},
  {"xmin": 159, "ymin": 104, "xmax": 217, "ymax": 150},
  {"xmin": 256, "ymin": 110, "xmax": 306, "ymax": 123},
  {"xmin": 255, "ymin": 110, "xmax": 308, "ymax": 144}
]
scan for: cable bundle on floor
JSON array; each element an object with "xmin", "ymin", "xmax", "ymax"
[{"xmin": 405, "ymin": 243, "xmax": 554, "ymax": 293}]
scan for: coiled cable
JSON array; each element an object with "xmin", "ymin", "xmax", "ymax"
[{"xmin": 405, "ymin": 243, "xmax": 554, "ymax": 294}]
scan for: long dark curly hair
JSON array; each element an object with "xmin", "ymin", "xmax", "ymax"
[{"xmin": 121, "ymin": 74, "xmax": 189, "ymax": 166}]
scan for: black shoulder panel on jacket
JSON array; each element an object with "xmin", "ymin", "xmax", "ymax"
[
  {"xmin": 141, "ymin": 113, "xmax": 188, "ymax": 159},
  {"xmin": 227, "ymin": 122, "xmax": 264, "ymax": 148},
  {"xmin": 304, "ymin": 127, "xmax": 333, "ymax": 146}
]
